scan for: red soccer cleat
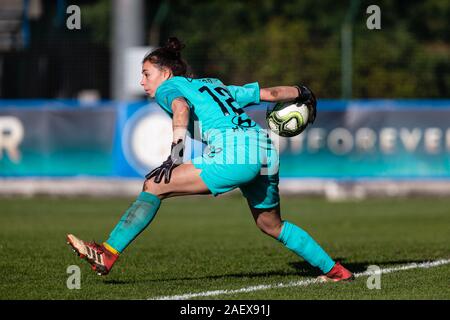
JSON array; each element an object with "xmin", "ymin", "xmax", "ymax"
[
  {"xmin": 66, "ymin": 234, "xmax": 119, "ymax": 276},
  {"xmin": 318, "ymin": 262, "xmax": 355, "ymax": 282}
]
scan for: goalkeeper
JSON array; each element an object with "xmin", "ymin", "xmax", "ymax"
[{"xmin": 67, "ymin": 37, "xmax": 353, "ymax": 282}]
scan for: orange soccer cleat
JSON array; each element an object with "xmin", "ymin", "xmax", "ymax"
[
  {"xmin": 66, "ymin": 234, "xmax": 119, "ymax": 276},
  {"xmin": 318, "ymin": 262, "xmax": 355, "ymax": 282}
]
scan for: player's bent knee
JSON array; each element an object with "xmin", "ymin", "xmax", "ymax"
[
  {"xmin": 142, "ymin": 179, "xmax": 164, "ymax": 198},
  {"xmin": 256, "ymin": 218, "xmax": 283, "ymax": 238}
]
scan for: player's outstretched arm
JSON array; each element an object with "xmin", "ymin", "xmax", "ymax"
[
  {"xmin": 260, "ymin": 86, "xmax": 300, "ymax": 102},
  {"xmin": 261, "ymin": 85, "xmax": 317, "ymax": 124},
  {"xmin": 260, "ymin": 85, "xmax": 315, "ymax": 103}
]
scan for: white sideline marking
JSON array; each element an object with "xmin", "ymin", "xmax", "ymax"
[{"xmin": 148, "ymin": 259, "xmax": 450, "ymax": 300}]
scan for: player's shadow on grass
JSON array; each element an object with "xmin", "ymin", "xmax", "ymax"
[
  {"xmin": 289, "ymin": 257, "xmax": 432, "ymax": 276},
  {"xmin": 102, "ymin": 258, "xmax": 430, "ymax": 285},
  {"xmin": 102, "ymin": 265, "xmax": 318, "ymax": 285},
  {"xmin": 288, "ymin": 259, "xmax": 365, "ymax": 276}
]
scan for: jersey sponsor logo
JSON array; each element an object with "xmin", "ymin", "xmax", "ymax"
[{"xmin": 231, "ymin": 115, "xmax": 256, "ymax": 129}]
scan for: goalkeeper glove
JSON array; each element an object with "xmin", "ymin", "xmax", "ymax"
[
  {"xmin": 294, "ymin": 85, "xmax": 317, "ymax": 124},
  {"xmin": 145, "ymin": 139, "xmax": 184, "ymax": 184}
]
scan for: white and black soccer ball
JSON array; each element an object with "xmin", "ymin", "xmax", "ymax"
[{"xmin": 266, "ymin": 101, "xmax": 309, "ymax": 137}]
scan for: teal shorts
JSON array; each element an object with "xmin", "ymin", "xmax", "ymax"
[{"xmin": 192, "ymin": 130, "xmax": 280, "ymax": 209}]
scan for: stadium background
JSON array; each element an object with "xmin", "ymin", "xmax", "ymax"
[
  {"xmin": 1, "ymin": 0, "xmax": 449, "ymax": 198},
  {"xmin": 0, "ymin": 0, "xmax": 449, "ymax": 301}
]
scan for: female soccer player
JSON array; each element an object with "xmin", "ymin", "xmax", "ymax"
[{"xmin": 67, "ymin": 37, "xmax": 353, "ymax": 282}]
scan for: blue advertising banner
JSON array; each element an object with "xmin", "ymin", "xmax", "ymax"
[
  {"xmin": 263, "ymin": 100, "xmax": 450, "ymax": 179},
  {"xmin": 112, "ymin": 101, "xmax": 173, "ymax": 178},
  {"xmin": 0, "ymin": 101, "xmax": 116, "ymax": 176},
  {"xmin": 112, "ymin": 101, "xmax": 202, "ymax": 178},
  {"xmin": 0, "ymin": 99, "xmax": 449, "ymax": 179}
]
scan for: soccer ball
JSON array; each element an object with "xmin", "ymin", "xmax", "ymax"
[{"xmin": 266, "ymin": 101, "xmax": 309, "ymax": 137}]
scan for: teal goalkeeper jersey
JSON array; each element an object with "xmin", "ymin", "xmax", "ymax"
[{"xmin": 154, "ymin": 76, "xmax": 261, "ymax": 142}]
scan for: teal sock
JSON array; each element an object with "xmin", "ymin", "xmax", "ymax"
[
  {"xmin": 105, "ymin": 192, "xmax": 161, "ymax": 253},
  {"xmin": 277, "ymin": 220, "xmax": 335, "ymax": 273}
]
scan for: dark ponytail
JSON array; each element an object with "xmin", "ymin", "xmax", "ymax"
[
  {"xmin": 165, "ymin": 37, "xmax": 185, "ymax": 58},
  {"xmin": 143, "ymin": 37, "xmax": 189, "ymax": 77}
]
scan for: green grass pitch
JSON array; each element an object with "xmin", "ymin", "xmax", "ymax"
[{"xmin": 0, "ymin": 195, "xmax": 449, "ymax": 300}]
